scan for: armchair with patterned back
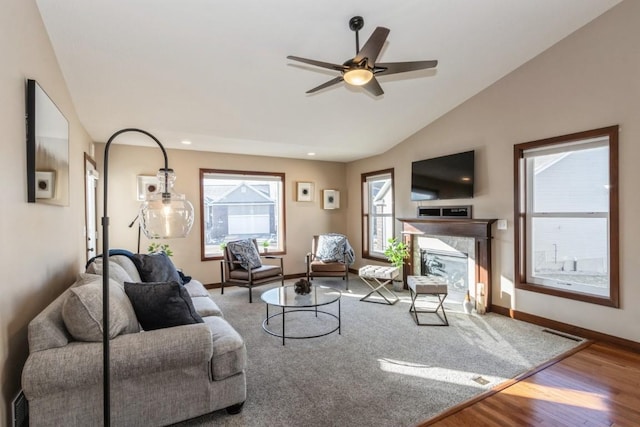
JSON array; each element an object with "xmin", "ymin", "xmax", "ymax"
[
  {"xmin": 220, "ymin": 239, "xmax": 284, "ymax": 303},
  {"xmin": 306, "ymin": 234, "xmax": 354, "ymax": 289}
]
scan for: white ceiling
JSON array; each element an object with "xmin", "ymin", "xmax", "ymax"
[{"xmin": 36, "ymin": 0, "xmax": 621, "ymax": 162}]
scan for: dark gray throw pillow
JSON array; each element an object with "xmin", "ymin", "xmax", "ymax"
[
  {"xmin": 227, "ymin": 239, "xmax": 262, "ymax": 270},
  {"xmin": 124, "ymin": 281, "xmax": 204, "ymax": 331},
  {"xmin": 132, "ymin": 253, "xmax": 182, "ymax": 283}
]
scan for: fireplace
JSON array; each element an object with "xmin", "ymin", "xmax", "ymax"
[
  {"xmin": 421, "ymin": 248, "xmax": 469, "ymax": 290},
  {"xmin": 399, "ymin": 217, "xmax": 496, "ymax": 312},
  {"xmin": 416, "ymin": 235, "xmax": 475, "ymax": 304}
]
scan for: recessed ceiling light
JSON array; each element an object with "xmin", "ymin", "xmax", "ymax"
[
  {"xmin": 307, "ymin": 152, "xmax": 316, "ymax": 156},
  {"xmin": 180, "ymin": 140, "xmax": 192, "ymax": 145}
]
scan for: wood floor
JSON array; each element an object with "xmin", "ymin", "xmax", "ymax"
[{"xmin": 420, "ymin": 341, "xmax": 640, "ymax": 427}]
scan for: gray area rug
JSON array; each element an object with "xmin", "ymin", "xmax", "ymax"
[{"xmin": 178, "ymin": 279, "xmax": 583, "ymax": 426}]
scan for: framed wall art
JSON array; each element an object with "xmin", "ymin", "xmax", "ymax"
[
  {"xmin": 35, "ymin": 171, "xmax": 55, "ymax": 199},
  {"xmin": 137, "ymin": 175, "xmax": 159, "ymax": 201},
  {"xmin": 26, "ymin": 79, "xmax": 69, "ymax": 206},
  {"xmin": 296, "ymin": 181, "xmax": 314, "ymax": 202},
  {"xmin": 322, "ymin": 189, "xmax": 340, "ymax": 209}
]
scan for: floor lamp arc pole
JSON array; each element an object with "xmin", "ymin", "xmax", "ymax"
[{"xmin": 101, "ymin": 128, "xmax": 169, "ymax": 426}]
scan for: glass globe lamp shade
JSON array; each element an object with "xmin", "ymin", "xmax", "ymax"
[
  {"xmin": 343, "ymin": 68, "xmax": 373, "ymax": 86},
  {"xmin": 140, "ymin": 169, "xmax": 194, "ymax": 238}
]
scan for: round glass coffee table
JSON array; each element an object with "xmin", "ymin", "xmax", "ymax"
[{"xmin": 261, "ymin": 285, "xmax": 341, "ymax": 346}]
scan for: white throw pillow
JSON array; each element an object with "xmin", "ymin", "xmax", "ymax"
[{"xmin": 316, "ymin": 234, "xmax": 346, "ymax": 262}]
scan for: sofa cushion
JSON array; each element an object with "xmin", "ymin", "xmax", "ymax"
[
  {"xmin": 183, "ymin": 279, "xmax": 210, "ymax": 297},
  {"xmin": 203, "ymin": 316, "xmax": 247, "ymax": 380},
  {"xmin": 183, "ymin": 280, "xmax": 223, "ymax": 316},
  {"xmin": 124, "ymin": 281, "xmax": 204, "ymax": 331},
  {"xmin": 229, "ymin": 264, "xmax": 282, "ymax": 280},
  {"xmin": 69, "ymin": 273, "xmax": 102, "ymax": 288},
  {"xmin": 191, "ymin": 296, "xmax": 223, "ymax": 317},
  {"xmin": 316, "ymin": 234, "xmax": 346, "ymax": 262},
  {"xmin": 132, "ymin": 253, "xmax": 183, "ymax": 284},
  {"xmin": 86, "ymin": 258, "xmax": 134, "ymax": 286},
  {"xmin": 310, "ymin": 260, "xmax": 347, "ymax": 272},
  {"xmin": 109, "ymin": 254, "xmax": 143, "ymax": 282},
  {"xmin": 62, "ymin": 278, "xmax": 140, "ymax": 342},
  {"xmin": 227, "ymin": 239, "xmax": 262, "ymax": 270},
  {"xmin": 27, "ymin": 273, "xmax": 103, "ymax": 351}
]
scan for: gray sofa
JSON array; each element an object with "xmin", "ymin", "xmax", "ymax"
[{"xmin": 22, "ymin": 254, "xmax": 247, "ymax": 426}]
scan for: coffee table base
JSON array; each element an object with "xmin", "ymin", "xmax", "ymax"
[{"xmin": 263, "ymin": 304, "xmax": 341, "ymax": 346}]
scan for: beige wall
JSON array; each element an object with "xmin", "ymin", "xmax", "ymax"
[
  {"xmin": 3, "ymin": 0, "xmax": 639, "ymax": 423},
  {"xmin": 94, "ymin": 144, "xmax": 347, "ymax": 282},
  {"xmin": 346, "ymin": 0, "xmax": 640, "ymax": 343},
  {"xmin": 0, "ymin": 0, "xmax": 94, "ymax": 423}
]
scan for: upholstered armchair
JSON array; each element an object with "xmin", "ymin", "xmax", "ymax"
[
  {"xmin": 306, "ymin": 234, "xmax": 354, "ymax": 290},
  {"xmin": 220, "ymin": 239, "xmax": 284, "ymax": 303}
]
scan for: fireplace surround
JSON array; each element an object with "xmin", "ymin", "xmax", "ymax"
[{"xmin": 398, "ymin": 218, "xmax": 497, "ymax": 312}]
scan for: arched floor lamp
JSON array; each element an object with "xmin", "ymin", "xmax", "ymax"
[{"xmin": 101, "ymin": 128, "xmax": 194, "ymax": 425}]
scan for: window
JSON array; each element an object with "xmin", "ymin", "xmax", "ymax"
[
  {"xmin": 514, "ymin": 126, "xmax": 619, "ymax": 307},
  {"xmin": 200, "ymin": 169, "xmax": 285, "ymax": 260},
  {"xmin": 362, "ymin": 169, "xmax": 394, "ymax": 260}
]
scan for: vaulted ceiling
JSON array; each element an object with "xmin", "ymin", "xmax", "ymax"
[{"xmin": 36, "ymin": 0, "xmax": 621, "ymax": 161}]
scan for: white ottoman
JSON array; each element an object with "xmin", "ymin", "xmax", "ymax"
[
  {"xmin": 358, "ymin": 265, "xmax": 400, "ymax": 305},
  {"xmin": 407, "ymin": 275, "xmax": 449, "ymax": 326}
]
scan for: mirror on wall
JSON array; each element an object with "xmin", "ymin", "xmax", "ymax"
[{"xmin": 26, "ymin": 79, "xmax": 70, "ymax": 206}]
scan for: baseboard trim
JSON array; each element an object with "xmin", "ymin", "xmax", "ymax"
[{"xmin": 490, "ymin": 304, "xmax": 640, "ymax": 353}]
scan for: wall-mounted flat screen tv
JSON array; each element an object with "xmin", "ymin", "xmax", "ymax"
[{"xmin": 411, "ymin": 150, "xmax": 474, "ymax": 201}]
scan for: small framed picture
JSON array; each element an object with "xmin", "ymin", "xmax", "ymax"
[
  {"xmin": 296, "ymin": 182, "xmax": 314, "ymax": 202},
  {"xmin": 137, "ymin": 175, "xmax": 159, "ymax": 201},
  {"xmin": 322, "ymin": 189, "xmax": 340, "ymax": 209},
  {"xmin": 35, "ymin": 171, "xmax": 55, "ymax": 199}
]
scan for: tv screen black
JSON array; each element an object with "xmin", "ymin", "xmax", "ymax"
[{"xmin": 411, "ymin": 150, "xmax": 474, "ymax": 201}]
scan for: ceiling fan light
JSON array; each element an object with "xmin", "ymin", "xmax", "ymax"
[{"xmin": 343, "ymin": 69, "xmax": 373, "ymax": 86}]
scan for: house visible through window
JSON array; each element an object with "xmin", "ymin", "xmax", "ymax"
[
  {"xmin": 362, "ymin": 169, "xmax": 394, "ymax": 260},
  {"xmin": 514, "ymin": 126, "xmax": 619, "ymax": 307},
  {"xmin": 200, "ymin": 169, "xmax": 285, "ymax": 259}
]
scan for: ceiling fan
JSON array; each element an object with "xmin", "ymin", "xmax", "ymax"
[{"xmin": 287, "ymin": 16, "xmax": 438, "ymax": 97}]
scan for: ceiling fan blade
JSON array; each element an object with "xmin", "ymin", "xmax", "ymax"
[
  {"xmin": 306, "ymin": 76, "xmax": 344, "ymax": 94},
  {"xmin": 354, "ymin": 27, "xmax": 390, "ymax": 64},
  {"xmin": 287, "ymin": 56, "xmax": 345, "ymax": 71},
  {"xmin": 362, "ymin": 76, "xmax": 384, "ymax": 97},
  {"xmin": 375, "ymin": 60, "xmax": 438, "ymax": 76}
]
